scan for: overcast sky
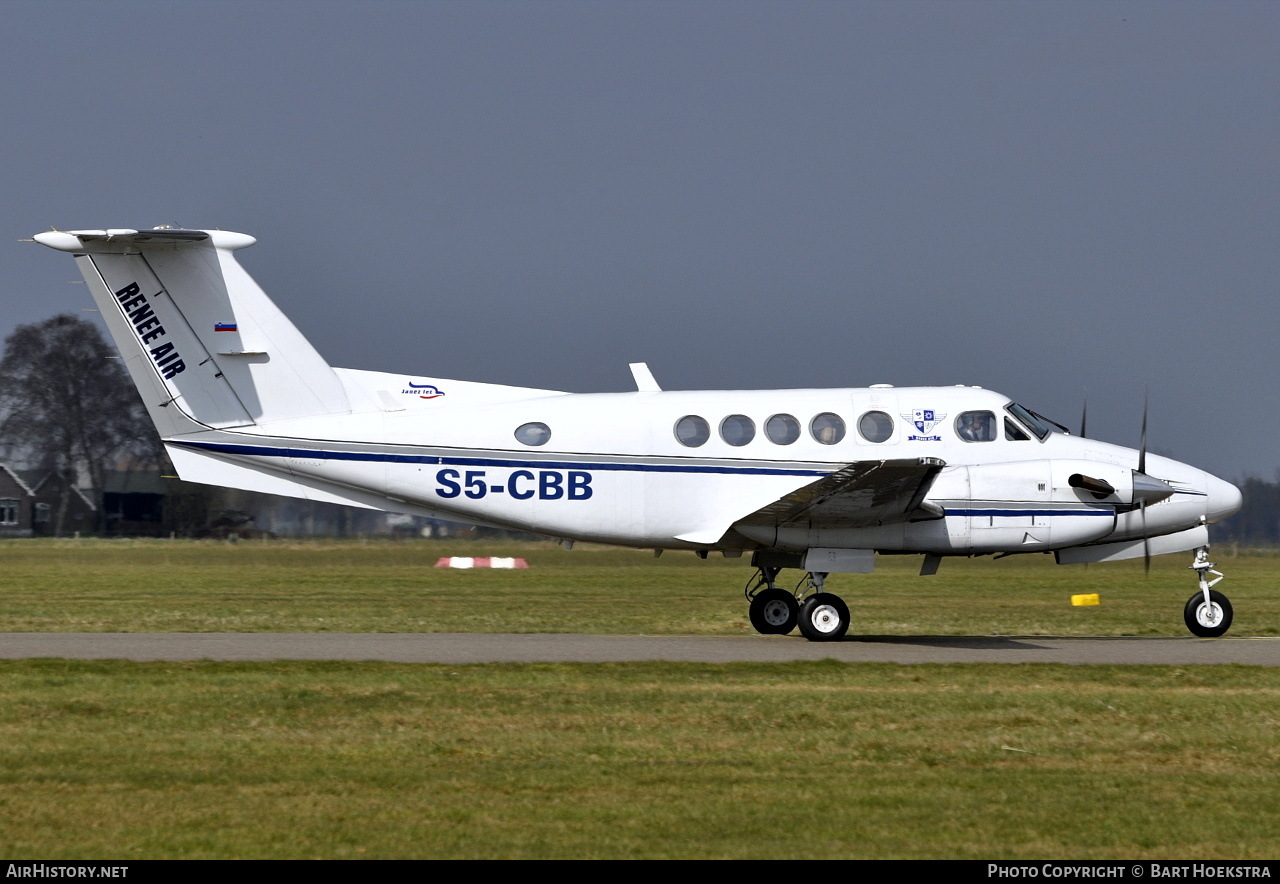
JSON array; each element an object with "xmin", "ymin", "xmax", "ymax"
[{"xmin": 4, "ymin": 1, "xmax": 1277, "ymax": 481}]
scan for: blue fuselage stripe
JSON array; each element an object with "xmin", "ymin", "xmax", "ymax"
[
  {"xmin": 174, "ymin": 440, "xmax": 829, "ymax": 477},
  {"xmin": 950, "ymin": 508, "xmax": 1113, "ymax": 517}
]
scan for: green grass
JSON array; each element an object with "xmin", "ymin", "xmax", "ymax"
[
  {"xmin": 0, "ymin": 660, "xmax": 1276, "ymax": 859},
  {"xmin": 0, "ymin": 537, "xmax": 1276, "ymax": 635},
  {"xmin": 2, "ymin": 539, "xmax": 1277, "ymax": 858}
]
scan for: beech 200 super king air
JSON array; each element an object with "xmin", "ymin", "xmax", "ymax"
[{"xmin": 32, "ymin": 228, "xmax": 1244, "ymax": 641}]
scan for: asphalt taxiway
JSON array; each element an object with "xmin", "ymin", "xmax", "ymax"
[{"xmin": 0, "ymin": 633, "xmax": 1276, "ymax": 665}]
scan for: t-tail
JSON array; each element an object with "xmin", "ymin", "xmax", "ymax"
[{"xmin": 33, "ymin": 228, "xmax": 349, "ymax": 439}]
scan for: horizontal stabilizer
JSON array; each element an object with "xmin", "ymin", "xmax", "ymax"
[{"xmin": 166, "ymin": 443, "xmax": 379, "ymax": 509}]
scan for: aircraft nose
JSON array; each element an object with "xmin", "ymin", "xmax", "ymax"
[{"xmin": 1204, "ymin": 473, "xmax": 1243, "ymax": 523}]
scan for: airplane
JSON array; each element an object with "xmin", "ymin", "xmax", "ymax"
[{"xmin": 32, "ymin": 227, "xmax": 1244, "ymax": 641}]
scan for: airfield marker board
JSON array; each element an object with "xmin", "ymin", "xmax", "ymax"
[{"xmin": 435, "ymin": 557, "xmax": 530, "ymax": 569}]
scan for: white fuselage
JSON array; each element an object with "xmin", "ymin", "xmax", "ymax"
[{"xmin": 168, "ymin": 374, "xmax": 1239, "ymax": 555}]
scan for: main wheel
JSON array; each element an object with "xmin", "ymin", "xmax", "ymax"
[
  {"xmin": 798, "ymin": 593, "xmax": 850, "ymax": 642},
  {"xmin": 749, "ymin": 587, "xmax": 799, "ymax": 635},
  {"xmin": 1184, "ymin": 589, "xmax": 1233, "ymax": 638}
]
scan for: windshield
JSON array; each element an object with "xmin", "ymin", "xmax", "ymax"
[{"xmin": 1004, "ymin": 402, "xmax": 1059, "ymax": 440}]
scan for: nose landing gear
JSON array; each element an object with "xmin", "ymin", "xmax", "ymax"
[{"xmin": 1184, "ymin": 547, "xmax": 1233, "ymax": 638}]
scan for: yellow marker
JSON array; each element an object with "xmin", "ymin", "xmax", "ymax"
[{"xmin": 1071, "ymin": 593, "xmax": 1101, "ymax": 606}]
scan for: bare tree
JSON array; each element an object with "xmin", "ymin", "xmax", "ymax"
[{"xmin": 0, "ymin": 314, "xmax": 157, "ymax": 533}]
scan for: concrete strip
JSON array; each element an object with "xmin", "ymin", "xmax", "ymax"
[{"xmin": 0, "ymin": 633, "xmax": 1277, "ymax": 665}]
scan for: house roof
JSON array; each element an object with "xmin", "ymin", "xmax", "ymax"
[
  {"xmin": 0, "ymin": 464, "xmax": 35, "ymax": 497},
  {"xmin": 3, "ymin": 467, "xmax": 96, "ymax": 511}
]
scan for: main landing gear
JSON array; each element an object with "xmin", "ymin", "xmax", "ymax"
[
  {"xmin": 1184, "ymin": 546, "xmax": 1233, "ymax": 638},
  {"xmin": 746, "ymin": 568, "xmax": 850, "ymax": 642}
]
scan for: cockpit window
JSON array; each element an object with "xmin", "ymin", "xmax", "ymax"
[
  {"xmin": 955, "ymin": 411, "xmax": 996, "ymax": 442},
  {"xmin": 1004, "ymin": 417, "xmax": 1030, "ymax": 441},
  {"xmin": 1031, "ymin": 409, "xmax": 1071, "ymax": 435},
  {"xmin": 1005, "ymin": 403, "xmax": 1050, "ymax": 440}
]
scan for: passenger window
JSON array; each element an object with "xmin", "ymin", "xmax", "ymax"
[
  {"xmin": 810, "ymin": 413, "xmax": 846, "ymax": 445},
  {"xmin": 858, "ymin": 411, "xmax": 893, "ymax": 443},
  {"xmin": 955, "ymin": 411, "xmax": 996, "ymax": 442},
  {"xmin": 514, "ymin": 422, "xmax": 551, "ymax": 446},
  {"xmin": 1004, "ymin": 417, "xmax": 1030, "ymax": 441},
  {"xmin": 765, "ymin": 414, "xmax": 800, "ymax": 445},
  {"xmin": 720, "ymin": 414, "xmax": 756, "ymax": 447},
  {"xmin": 675, "ymin": 415, "xmax": 710, "ymax": 447}
]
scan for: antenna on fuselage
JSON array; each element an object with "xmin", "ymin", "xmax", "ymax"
[{"xmin": 629, "ymin": 362, "xmax": 662, "ymax": 393}]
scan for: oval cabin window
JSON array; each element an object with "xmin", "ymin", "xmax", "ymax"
[
  {"xmin": 720, "ymin": 414, "xmax": 756, "ymax": 447},
  {"xmin": 810, "ymin": 412, "xmax": 846, "ymax": 445},
  {"xmin": 674, "ymin": 415, "xmax": 710, "ymax": 447},
  {"xmin": 514, "ymin": 422, "xmax": 551, "ymax": 446},
  {"xmin": 858, "ymin": 411, "xmax": 894, "ymax": 443},
  {"xmin": 765, "ymin": 414, "xmax": 800, "ymax": 445}
]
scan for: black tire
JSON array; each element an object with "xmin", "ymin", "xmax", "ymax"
[
  {"xmin": 1183, "ymin": 589, "xmax": 1233, "ymax": 638},
  {"xmin": 797, "ymin": 593, "xmax": 850, "ymax": 642},
  {"xmin": 749, "ymin": 588, "xmax": 799, "ymax": 635}
]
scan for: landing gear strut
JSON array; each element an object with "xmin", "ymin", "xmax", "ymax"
[
  {"xmin": 747, "ymin": 568, "xmax": 850, "ymax": 641},
  {"xmin": 746, "ymin": 568, "xmax": 850, "ymax": 641},
  {"xmin": 1184, "ymin": 546, "xmax": 1233, "ymax": 638}
]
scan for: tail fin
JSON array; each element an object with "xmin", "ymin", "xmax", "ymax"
[{"xmin": 33, "ymin": 228, "xmax": 348, "ymax": 438}]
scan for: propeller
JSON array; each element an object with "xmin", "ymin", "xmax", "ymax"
[
  {"xmin": 1138, "ymin": 388, "xmax": 1148, "ymax": 477},
  {"xmin": 1138, "ymin": 390, "xmax": 1150, "ymax": 574},
  {"xmin": 1079, "ymin": 392, "xmax": 1087, "ymax": 439},
  {"xmin": 1141, "ymin": 498, "xmax": 1150, "ymax": 574}
]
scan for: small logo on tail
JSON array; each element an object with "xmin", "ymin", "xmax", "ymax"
[{"xmin": 214, "ymin": 323, "xmax": 238, "ymax": 332}]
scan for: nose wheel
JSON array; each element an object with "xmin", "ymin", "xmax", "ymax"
[{"xmin": 1184, "ymin": 547, "xmax": 1233, "ymax": 638}]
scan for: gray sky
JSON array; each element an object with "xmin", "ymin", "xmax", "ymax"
[{"xmin": 5, "ymin": 1, "xmax": 1277, "ymax": 481}]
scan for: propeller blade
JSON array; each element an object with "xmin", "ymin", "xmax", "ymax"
[
  {"xmin": 1141, "ymin": 499, "xmax": 1151, "ymax": 575},
  {"xmin": 1080, "ymin": 392, "xmax": 1087, "ymax": 439},
  {"xmin": 1138, "ymin": 389, "xmax": 1148, "ymax": 476}
]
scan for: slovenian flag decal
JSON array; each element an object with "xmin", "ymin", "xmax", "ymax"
[{"xmin": 214, "ymin": 323, "xmax": 237, "ymax": 332}]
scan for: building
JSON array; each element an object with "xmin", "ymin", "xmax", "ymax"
[{"xmin": 0, "ymin": 465, "xmax": 96, "ymax": 537}]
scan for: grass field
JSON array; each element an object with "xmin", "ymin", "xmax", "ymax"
[
  {"xmin": 1, "ymin": 537, "xmax": 1277, "ymax": 636},
  {"xmin": 1, "ymin": 660, "xmax": 1278, "ymax": 859},
  {"xmin": 0, "ymin": 539, "xmax": 1277, "ymax": 858}
]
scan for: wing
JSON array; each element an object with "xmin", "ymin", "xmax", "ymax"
[{"xmin": 736, "ymin": 457, "xmax": 946, "ymax": 531}]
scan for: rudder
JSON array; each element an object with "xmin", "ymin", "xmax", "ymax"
[{"xmin": 34, "ymin": 228, "xmax": 349, "ymax": 437}]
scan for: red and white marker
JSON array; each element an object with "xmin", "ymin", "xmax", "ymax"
[{"xmin": 434, "ymin": 557, "xmax": 529, "ymax": 569}]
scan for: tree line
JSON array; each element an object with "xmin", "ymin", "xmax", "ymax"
[
  {"xmin": 0, "ymin": 314, "xmax": 156, "ymax": 534},
  {"xmin": 0, "ymin": 314, "xmax": 471, "ymax": 539}
]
